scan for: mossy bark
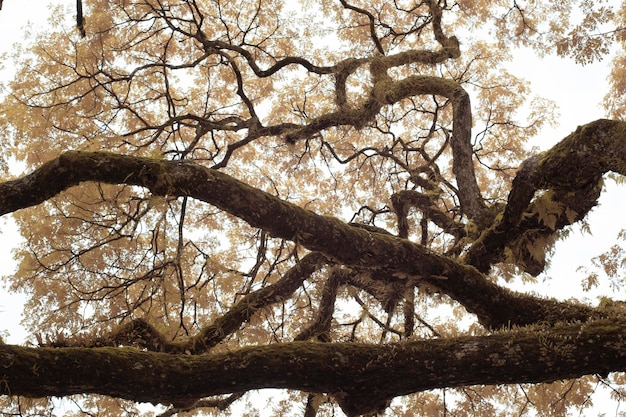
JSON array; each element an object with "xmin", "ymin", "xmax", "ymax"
[
  {"xmin": 0, "ymin": 147, "xmax": 597, "ymax": 328},
  {"xmin": 1, "ymin": 119, "xmax": 626, "ymax": 415},
  {"xmin": 0, "ymin": 119, "xmax": 623, "ymax": 329},
  {"xmin": 465, "ymin": 119, "xmax": 626, "ymax": 274},
  {"xmin": 2, "ymin": 318, "xmax": 626, "ymax": 416}
]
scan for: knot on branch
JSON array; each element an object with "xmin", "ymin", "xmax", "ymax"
[
  {"xmin": 443, "ymin": 35, "xmax": 461, "ymax": 58},
  {"xmin": 138, "ymin": 162, "xmax": 174, "ymax": 196},
  {"xmin": 112, "ymin": 318, "xmax": 171, "ymax": 352},
  {"xmin": 334, "ymin": 391, "xmax": 392, "ymax": 417}
]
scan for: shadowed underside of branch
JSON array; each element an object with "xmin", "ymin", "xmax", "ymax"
[{"xmin": 465, "ymin": 119, "xmax": 626, "ymax": 273}]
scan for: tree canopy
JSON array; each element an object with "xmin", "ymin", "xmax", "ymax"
[{"xmin": 1, "ymin": 0, "xmax": 626, "ymax": 415}]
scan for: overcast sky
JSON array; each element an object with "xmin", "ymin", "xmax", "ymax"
[
  {"xmin": 0, "ymin": 0, "xmax": 76, "ymax": 343},
  {"xmin": 0, "ymin": 0, "xmax": 625, "ymax": 345}
]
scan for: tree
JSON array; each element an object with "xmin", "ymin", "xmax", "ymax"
[{"xmin": 0, "ymin": 0, "xmax": 626, "ymax": 415}]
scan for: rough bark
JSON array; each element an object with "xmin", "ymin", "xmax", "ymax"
[
  {"xmin": 1, "ymin": 0, "xmax": 624, "ymax": 414},
  {"xmin": 2, "ymin": 318, "xmax": 626, "ymax": 416},
  {"xmin": 0, "ymin": 146, "xmax": 598, "ymax": 328},
  {"xmin": 465, "ymin": 119, "xmax": 626, "ymax": 273},
  {"xmin": 1, "ymin": 119, "xmax": 626, "ymax": 415}
]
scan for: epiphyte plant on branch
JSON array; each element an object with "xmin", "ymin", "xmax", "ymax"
[{"xmin": 0, "ymin": 0, "xmax": 626, "ymax": 415}]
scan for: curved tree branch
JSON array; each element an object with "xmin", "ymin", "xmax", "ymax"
[
  {"xmin": 284, "ymin": 65, "xmax": 486, "ymax": 223},
  {"xmin": 373, "ymin": 74, "xmax": 487, "ymax": 223},
  {"xmin": 339, "ymin": 0, "xmax": 386, "ymax": 54},
  {"xmin": 0, "ymin": 142, "xmax": 611, "ymax": 327},
  {"xmin": 465, "ymin": 119, "xmax": 626, "ymax": 274}
]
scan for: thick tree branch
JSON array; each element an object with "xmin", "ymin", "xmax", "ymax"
[
  {"xmin": 0, "ymin": 151, "xmax": 465, "ymax": 276},
  {"xmin": 0, "ymin": 149, "xmax": 596, "ymax": 328},
  {"xmin": 465, "ymin": 119, "xmax": 626, "ymax": 274},
  {"xmin": 3, "ymin": 318, "xmax": 626, "ymax": 416},
  {"xmin": 373, "ymin": 74, "xmax": 486, "ymax": 223}
]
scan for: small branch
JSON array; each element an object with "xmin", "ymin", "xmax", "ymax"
[
  {"xmin": 84, "ymin": 252, "xmax": 327, "ymax": 353},
  {"xmin": 295, "ymin": 267, "xmax": 343, "ymax": 342},
  {"xmin": 391, "ymin": 190, "xmax": 466, "ymax": 239},
  {"xmin": 339, "ymin": 0, "xmax": 385, "ymax": 54}
]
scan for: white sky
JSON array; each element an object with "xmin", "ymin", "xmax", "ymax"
[
  {"xmin": 1, "ymin": 3, "xmax": 625, "ymax": 417},
  {"xmin": 0, "ymin": 0, "xmax": 624, "ymax": 342},
  {"xmin": 0, "ymin": 0, "xmax": 77, "ymax": 343}
]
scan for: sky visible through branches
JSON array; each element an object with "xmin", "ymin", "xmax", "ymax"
[
  {"xmin": 1, "ymin": 1, "xmax": 626, "ymax": 416},
  {"xmin": 0, "ymin": 0, "xmax": 624, "ymax": 339}
]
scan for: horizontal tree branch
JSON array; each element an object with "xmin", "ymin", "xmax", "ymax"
[{"xmin": 2, "ymin": 318, "xmax": 626, "ymax": 416}]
